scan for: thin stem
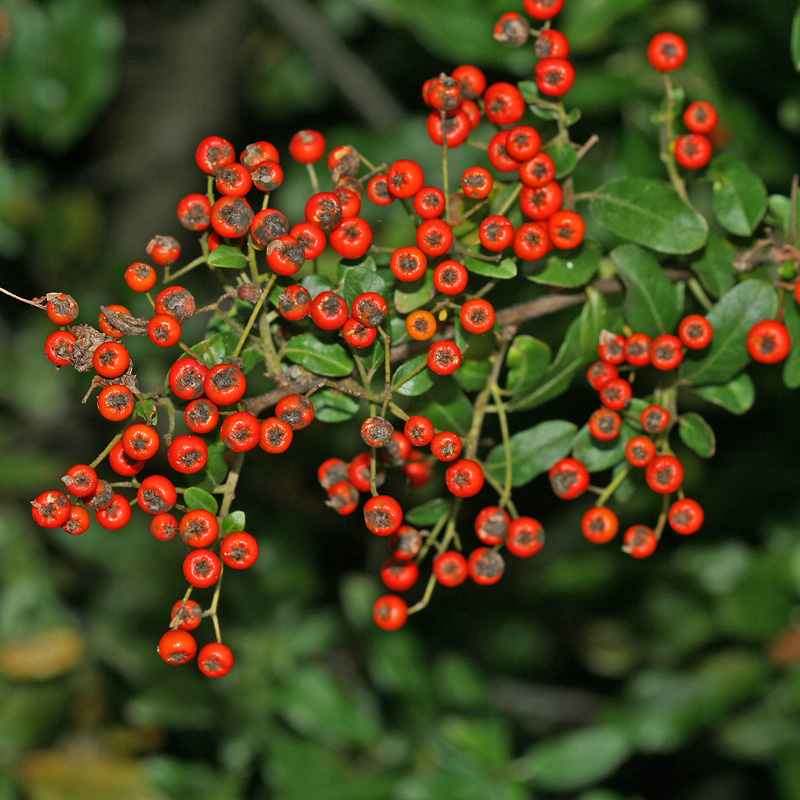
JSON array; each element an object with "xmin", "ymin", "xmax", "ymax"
[
  {"xmin": 407, "ymin": 573, "xmax": 437, "ymax": 615},
  {"xmin": 232, "ymin": 275, "xmax": 276, "ymax": 359},
  {"xmin": 660, "ymin": 74, "xmax": 689, "ymax": 204},
  {"xmin": 378, "ymin": 325, "xmax": 392, "ymax": 416},
  {"xmin": 0, "ymin": 287, "xmax": 45, "ymax": 309},
  {"xmin": 163, "ymin": 254, "xmax": 208, "ymax": 284},
  {"xmin": 687, "ymin": 278, "xmax": 713, "ymax": 312},
  {"xmin": 306, "ymin": 162, "xmax": 320, "ymax": 194},
  {"xmin": 489, "ymin": 382, "xmax": 513, "ymax": 510},
  {"xmin": 596, "ymin": 463, "xmax": 632, "ymax": 507},
  {"xmin": 90, "ymin": 433, "xmax": 122, "ymax": 469}
]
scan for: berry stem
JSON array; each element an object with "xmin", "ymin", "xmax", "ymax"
[
  {"xmin": 407, "ymin": 573, "xmax": 437, "ymax": 615},
  {"xmin": 232, "ymin": 274, "xmax": 276, "ymax": 360},
  {"xmin": 306, "ymin": 162, "xmax": 320, "ymax": 194},
  {"xmin": 595, "ymin": 463, "xmax": 632, "ymax": 507},
  {"xmin": 0, "ymin": 286, "xmax": 45, "ymax": 309},
  {"xmin": 90, "ymin": 433, "xmax": 122, "ymax": 470},
  {"xmin": 440, "ymin": 110, "xmax": 451, "ymax": 223},
  {"xmin": 489, "ymin": 382, "xmax": 513, "ymax": 510},
  {"xmin": 163, "ymin": 254, "xmax": 207, "ymax": 284},
  {"xmin": 687, "ymin": 278, "xmax": 713, "ymax": 312},
  {"xmin": 660, "ymin": 74, "xmax": 690, "ymax": 204}
]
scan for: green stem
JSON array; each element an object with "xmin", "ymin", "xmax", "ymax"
[
  {"xmin": 232, "ymin": 275, "xmax": 276, "ymax": 359},
  {"xmin": 595, "ymin": 463, "xmax": 632, "ymax": 507},
  {"xmin": 660, "ymin": 73, "xmax": 689, "ymax": 203}
]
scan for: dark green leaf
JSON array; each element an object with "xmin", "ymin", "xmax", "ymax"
[
  {"xmin": 683, "ymin": 281, "xmax": 778, "ymax": 385},
  {"xmin": 514, "ymin": 726, "xmax": 632, "ymax": 792},
  {"xmin": 392, "ymin": 354, "xmax": 434, "ymax": 397},
  {"xmin": 543, "ymin": 140, "xmax": 579, "ymax": 178},
  {"xmin": 527, "ymin": 239, "xmax": 600, "ymax": 287},
  {"xmin": 691, "ymin": 372, "xmax": 755, "ymax": 415},
  {"xmin": 192, "ymin": 330, "xmax": 239, "ymax": 367},
  {"xmin": 792, "ymin": 4, "xmax": 800, "ymax": 70},
  {"xmin": 312, "ymin": 389, "xmax": 361, "ymax": 423},
  {"xmin": 394, "ymin": 271, "xmax": 434, "ymax": 313},
  {"xmin": 440, "ymin": 717, "xmax": 512, "ymax": 770},
  {"xmin": 591, "ymin": 177, "xmax": 708, "ymax": 254},
  {"xmin": 561, "ymin": 0, "xmax": 651, "ymax": 52},
  {"xmin": 485, "ymin": 420, "xmax": 577, "ymax": 487},
  {"xmin": 518, "ymin": 80, "xmax": 540, "ymax": 103},
  {"xmin": 204, "ymin": 442, "xmax": 228, "ymax": 486},
  {"xmin": 342, "ymin": 266, "xmax": 386, "ymax": 308},
  {"xmin": 207, "ymin": 245, "xmax": 248, "ymax": 269},
  {"xmin": 282, "ymin": 334, "xmax": 354, "ymax": 377},
  {"xmin": 505, "ymin": 335, "xmax": 551, "ymax": 396},
  {"xmin": 571, "ymin": 422, "xmax": 634, "ymax": 471},
  {"xmin": 408, "ymin": 381, "xmax": 473, "ymax": 434},
  {"xmin": 564, "ymin": 107, "xmax": 581, "ymax": 127},
  {"xmin": 579, "ymin": 287, "xmax": 616, "ymax": 356},
  {"xmin": 337, "ymin": 255, "xmax": 376, "ymax": 284},
  {"xmin": 405, "ymin": 498, "xmax": 451, "ymax": 527},
  {"xmin": 611, "ymin": 244, "xmax": 682, "ymax": 336},
  {"xmin": 690, "ymin": 230, "xmax": 737, "ymax": 299},
  {"xmin": 222, "ymin": 510, "xmax": 246, "ymax": 534},
  {"xmin": 464, "ymin": 256, "xmax": 517, "ymax": 279},
  {"xmin": 511, "ymin": 316, "xmax": 588, "ymax": 411},
  {"xmin": 135, "ymin": 399, "xmax": 157, "ymax": 423},
  {"xmin": 679, "ymin": 412, "xmax": 716, "ymax": 458},
  {"xmin": 453, "ymin": 358, "xmax": 492, "ymax": 392},
  {"xmin": 301, "ymin": 273, "xmax": 334, "ymax": 297},
  {"xmin": 783, "ymin": 298, "xmax": 800, "ymax": 388},
  {"xmin": 710, "ymin": 156, "xmax": 767, "ymax": 236},
  {"xmin": 183, "ymin": 486, "xmax": 219, "ymax": 514}
]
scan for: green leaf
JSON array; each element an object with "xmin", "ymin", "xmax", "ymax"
[
  {"xmin": 511, "ymin": 316, "xmax": 588, "ymax": 411},
  {"xmin": 526, "ymin": 239, "xmax": 600, "ymax": 288},
  {"xmin": 679, "ymin": 412, "xmax": 716, "ymax": 458},
  {"xmin": 222, "ymin": 510, "xmax": 246, "ymax": 534},
  {"xmin": 342, "ymin": 266, "xmax": 386, "ymax": 308},
  {"xmin": 183, "ymin": 486, "xmax": 219, "ymax": 514},
  {"xmin": 282, "ymin": 334, "xmax": 354, "ymax": 377},
  {"xmin": 515, "ymin": 726, "xmax": 632, "ymax": 792},
  {"xmin": 591, "ymin": 177, "xmax": 708, "ymax": 254},
  {"xmin": 135, "ymin": 399, "xmax": 157, "ymax": 423},
  {"xmin": 392, "ymin": 354, "xmax": 434, "ymax": 397},
  {"xmin": 543, "ymin": 140, "xmax": 579, "ymax": 179},
  {"xmin": 453, "ymin": 359, "xmax": 492, "ymax": 391},
  {"xmin": 683, "ymin": 280, "xmax": 778, "ymax": 385},
  {"xmin": 485, "ymin": 420, "xmax": 577, "ymax": 488},
  {"xmin": 207, "ymin": 244, "xmax": 247, "ymax": 269},
  {"xmin": 408, "ymin": 381, "xmax": 473, "ymax": 434},
  {"xmin": 579, "ymin": 287, "xmax": 616, "ymax": 356},
  {"xmin": 405, "ymin": 498, "xmax": 450, "ymax": 527},
  {"xmin": 312, "ymin": 389, "xmax": 361, "ymax": 423},
  {"xmin": 394, "ymin": 271, "xmax": 434, "ymax": 313},
  {"xmin": 203, "ymin": 442, "xmax": 228, "ymax": 486},
  {"xmin": 792, "ymin": 3, "xmax": 800, "ymax": 70},
  {"xmin": 571, "ymin": 422, "xmax": 634, "ymax": 472},
  {"xmin": 710, "ymin": 156, "xmax": 768, "ymax": 236},
  {"xmin": 783, "ymin": 298, "xmax": 800, "ymax": 388},
  {"xmin": 337, "ymin": 255, "xmax": 376, "ymax": 284},
  {"xmin": 301, "ymin": 273, "xmax": 334, "ymax": 297},
  {"xmin": 505, "ymin": 335, "xmax": 551, "ymax": 396},
  {"xmin": 690, "ymin": 230, "xmax": 737, "ymax": 299},
  {"xmin": 691, "ymin": 372, "xmax": 755, "ymax": 415},
  {"xmin": 192, "ymin": 329, "xmax": 239, "ymax": 367},
  {"xmin": 611, "ymin": 243, "xmax": 682, "ymax": 337},
  {"xmin": 464, "ymin": 256, "xmax": 517, "ymax": 280}
]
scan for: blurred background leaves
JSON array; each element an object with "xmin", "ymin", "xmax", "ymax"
[{"xmin": 2, "ymin": 0, "xmax": 800, "ymax": 798}]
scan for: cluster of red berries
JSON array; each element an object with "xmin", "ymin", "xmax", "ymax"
[
  {"xmin": 646, "ymin": 31, "xmax": 720, "ymax": 170},
  {"xmin": 545, "ymin": 314, "xmax": 717, "ymax": 559},
  {"xmin": 318, "ymin": 410, "xmax": 545, "ymax": 631}
]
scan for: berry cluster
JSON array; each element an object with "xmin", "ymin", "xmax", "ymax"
[{"xmin": 20, "ymin": 2, "xmax": 798, "ymax": 665}]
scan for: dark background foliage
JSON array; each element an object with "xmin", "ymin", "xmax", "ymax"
[{"xmin": 2, "ymin": 1, "xmax": 800, "ymax": 798}]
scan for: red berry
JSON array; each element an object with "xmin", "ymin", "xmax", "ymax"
[
  {"xmin": 581, "ymin": 507, "xmax": 619, "ymax": 544},
  {"xmin": 179, "ymin": 509, "xmax": 219, "ymax": 548},
  {"xmin": 183, "ymin": 549, "xmax": 222, "ymax": 588},
  {"xmin": 625, "ymin": 434, "xmax": 657, "ymax": 468},
  {"xmin": 62, "ymin": 464, "xmax": 98, "ymax": 498},
  {"xmin": 650, "ymin": 334, "xmax": 684, "ymax": 370},
  {"xmin": 478, "ymin": 215, "xmax": 514, "ymax": 252},
  {"xmin": 623, "ymin": 525, "xmax": 658, "ymax": 558},
  {"xmin": 647, "ymin": 32, "xmax": 688, "ymax": 72},
  {"xmin": 373, "ymin": 595, "xmax": 408, "ymax": 630},
  {"xmin": 430, "ymin": 431, "xmax": 462, "ymax": 462},
  {"xmin": 326, "ymin": 481, "xmax": 360, "ymax": 515},
  {"xmin": 433, "ymin": 260, "xmax": 468, "ymax": 295},
  {"xmin": 506, "ymin": 516, "xmax": 545, "ymax": 557},
  {"xmin": 404, "ymin": 416, "xmax": 435, "ymax": 447},
  {"xmin": 147, "ymin": 314, "xmax": 182, "ymax": 348},
  {"xmin": 547, "ymin": 209, "xmax": 585, "ymax": 249},
  {"xmin": 588, "ymin": 407, "xmax": 622, "ymax": 441},
  {"xmin": 427, "ymin": 340, "xmax": 462, "ymax": 375},
  {"xmin": 599, "ymin": 378, "xmax": 632, "ymax": 411},
  {"xmin": 679, "ymin": 314, "xmax": 713, "ymax": 349},
  {"xmin": 122, "ymin": 423, "xmax": 160, "ymax": 461},
  {"xmin": 549, "ymin": 457, "xmax": 590, "ymax": 500},
  {"xmin": 195, "ymin": 135, "xmax": 234, "ymax": 174},
  {"xmin": 197, "ymin": 642, "xmax": 235, "ymax": 677},
  {"xmin": 523, "ymin": 0, "xmax": 564, "ymax": 20},
  {"xmin": 167, "ymin": 434, "xmax": 209, "ymax": 474},
  {"xmin": 445, "ymin": 459, "xmax": 484, "ymax": 497},
  {"xmin": 747, "ymin": 319, "xmax": 791, "ymax": 363},
  {"xmin": 221, "ymin": 411, "xmax": 261, "ymax": 452},
  {"xmin": 475, "ymin": 506, "xmax": 509, "ymax": 546},
  {"xmin": 641, "ymin": 405, "xmax": 671, "ymax": 434},
  {"xmin": 674, "ymin": 133, "xmax": 712, "ymax": 170},
  {"xmin": 460, "ymin": 299, "xmax": 495, "ymax": 335},
  {"xmin": 171, "ymin": 599, "xmax": 203, "ymax": 631},
  {"xmin": 220, "ymin": 531, "xmax": 259, "ymax": 569},
  {"xmin": 624, "ymin": 333, "xmax": 653, "ymax": 367},
  {"xmin": 381, "ymin": 557, "xmax": 419, "ymax": 592},
  {"xmin": 416, "ymin": 218, "xmax": 454, "ymax": 257},
  {"xmin": 433, "ymin": 551, "xmax": 468, "ymax": 587},
  {"xmin": 363, "ymin": 495, "xmax": 403, "ymax": 536},
  {"xmin": 387, "ymin": 159, "xmax": 425, "ymax": 199},
  {"xmin": 535, "ymin": 57, "xmax": 576, "ymax": 97},
  {"xmin": 95, "ymin": 494, "xmax": 132, "ymax": 530},
  {"xmin": 645, "ymin": 455, "xmax": 684, "ymax": 495},
  {"xmin": 668, "ymin": 498, "xmax": 704, "ymax": 535},
  {"xmin": 205, "ymin": 364, "xmax": 246, "ymax": 406},
  {"xmin": 125, "ymin": 262, "xmax": 157, "ymax": 292},
  {"xmin": 259, "ymin": 416, "xmax": 294, "ymax": 453},
  {"xmin": 45, "ymin": 330, "xmax": 76, "ymax": 366},
  {"xmin": 467, "ymin": 547, "xmax": 505, "ymax": 585},
  {"xmin": 310, "ymin": 291, "xmax": 349, "ymax": 330},
  {"xmin": 158, "ymin": 629, "xmax": 197, "ymax": 665},
  {"xmin": 31, "ymin": 490, "xmax": 71, "ymax": 528},
  {"xmin": 684, "ymin": 101, "xmax": 718, "ymax": 135},
  {"xmin": 275, "ymin": 394, "xmax": 315, "ymax": 430},
  {"xmin": 151, "ymin": 513, "xmax": 178, "ymax": 541},
  {"xmin": 289, "ymin": 130, "xmax": 326, "ymax": 163},
  {"xmin": 483, "ymin": 82, "xmax": 525, "ymax": 126},
  {"xmin": 137, "ymin": 475, "xmax": 177, "ymax": 515}
]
